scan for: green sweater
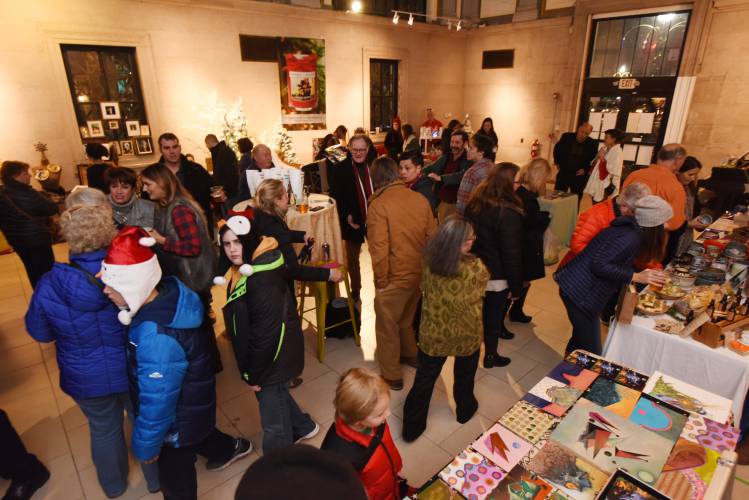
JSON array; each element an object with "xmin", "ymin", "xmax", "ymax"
[{"xmin": 418, "ymin": 257, "xmax": 489, "ymax": 357}]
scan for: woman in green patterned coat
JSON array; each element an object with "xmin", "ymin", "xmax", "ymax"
[{"xmin": 402, "ymin": 216, "xmax": 489, "ymax": 442}]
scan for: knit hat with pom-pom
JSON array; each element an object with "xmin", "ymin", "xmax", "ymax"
[{"xmin": 100, "ymin": 226, "xmax": 162, "ymax": 325}]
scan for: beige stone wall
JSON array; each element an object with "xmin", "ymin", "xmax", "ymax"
[
  {"xmin": 682, "ymin": 0, "xmax": 749, "ymax": 171},
  {"xmin": 0, "ymin": 0, "xmax": 465, "ymax": 188}
]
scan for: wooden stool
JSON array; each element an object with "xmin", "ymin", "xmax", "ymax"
[{"xmin": 298, "ymin": 263, "xmax": 360, "ymax": 361}]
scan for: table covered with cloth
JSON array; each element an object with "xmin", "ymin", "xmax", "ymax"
[{"xmin": 539, "ymin": 193, "xmax": 579, "ymax": 247}]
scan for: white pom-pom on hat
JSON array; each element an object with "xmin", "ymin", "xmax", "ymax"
[
  {"xmin": 139, "ymin": 236, "xmax": 156, "ymax": 247},
  {"xmin": 118, "ymin": 309, "xmax": 133, "ymax": 325},
  {"xmin": 213, "ymin": 276, "xmax": 227, "ymax": 286},
  {"xmin": 239, "ymin": 264, "xmax": 254, "ymax": 277}
]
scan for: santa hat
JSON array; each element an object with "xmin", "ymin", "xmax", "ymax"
[
  {"xmin": 213, "ymin": 209, "xmax": 255, "ymax": 286},
  {"xmin": 100, "ymin": 226, "xmax": 162, "ymax": 325}
]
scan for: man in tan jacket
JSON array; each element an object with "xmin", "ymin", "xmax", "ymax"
[{"xmin": 367, "ymin": 156, "xmax": 437, "ymax": 390}]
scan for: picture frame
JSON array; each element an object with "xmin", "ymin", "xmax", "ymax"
[
  {"xmin": 79, "ymin": 126, "xmax": 90, "ymax": 139},
  {"xmin": 112, "ymin": 141, "xmax": 122, "ymax": 156},
  {"xmin": 108, "ymin": 120, "xmax": 119, "ymax": 130},
  {"xmin": 87, "ymin": 120, "xmax": 105, "ymax": 138},
  {"xmin": 126, "ymin": 120, "xmax": 141, "ymax": 137},
  {"xmin": 136, "ymin": 137, "xmax": 153, "ymax": 155},
  {"xmin": 140, "ymin": 124, "xmax": 150, "ymax": 136},
  {"xmin": 596, "ymin": 469, "xmax": 670, "ymax": 500},
  {"xmin": 100, "ymin": 101, "xmax": 121, "ymax": 119},
  {"xmin": 120, "ymin": 139, "xmax": 134, "ymax": 156}
]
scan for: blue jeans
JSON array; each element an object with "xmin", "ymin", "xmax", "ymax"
[
  {"xmin": 76, "ymin": 392, "xmax": 160, "ymax": 496},
  {"xmin": 255, "ymin": 382, "xmax": 316, "ymax": 452}
]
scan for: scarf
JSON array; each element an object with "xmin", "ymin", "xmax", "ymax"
[
  {"xmin": 598, "ymin": 157, "xmax": 609, "ymax": 180},
  {"xmin": 352, "ymin": 161, "xmax": 373, "ymax": 223}
]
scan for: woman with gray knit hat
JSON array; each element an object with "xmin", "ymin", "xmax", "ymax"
[{"xmin": 553, "ymin": 195, "xmax": 672, "ymax": 355}]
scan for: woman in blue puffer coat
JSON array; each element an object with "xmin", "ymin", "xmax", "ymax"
[{"xmin": 25, "ymin": 188, "xmax": 159, "ymax": 498}]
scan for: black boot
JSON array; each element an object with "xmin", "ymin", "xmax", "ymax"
[
  {"xmin": 499, "ymin": 328, "xmax": 515, "ymax": 340},
  {"xmin": 509, "ymin": 286, "xmax": 532, "ymax": 323},
  {"xmin": 483, "ymin": 352, "xmax": 511, "ymax": 369}
]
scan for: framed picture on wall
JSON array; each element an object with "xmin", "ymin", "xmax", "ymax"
[
  {"xmin": 108, "ymin": 120, "xmax": 119, "ymax": 130},
  {"xmin": 126, "ymin": 120, "xmax": 141, "ymax": 137},
  {"xmin": 136, "ymin": 137, "xmax": 153, "ymax": 155},
  {"xmin": 79, "ymin": 126, "xmax": 90, "ymax": 139},
  {"xmin": 140, "ymin": 124, "xmax": 150, "ymax": 136},
  {"xmin": 113, "ymin": 141, "xmax": 122, "ymax": 156},
  {"xmin": 100, "ymin": 102, "xmax": 121, "ymax": 119},
  {"xmin": 120, "ymin": 139, "xmax": 134, "ymax": 156},
  {"xmin": 87, "ymin": 120, "xmax": 105, "ymax": 138}
]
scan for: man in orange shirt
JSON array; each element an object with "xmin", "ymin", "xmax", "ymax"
[{"xmin": 622, "ymin": 143, "xmax": 687, "ymax": 264}]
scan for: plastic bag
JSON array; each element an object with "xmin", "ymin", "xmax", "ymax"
[{"xmin": 543, "ymin": 227, "xmax": 559, "ymax": 266}]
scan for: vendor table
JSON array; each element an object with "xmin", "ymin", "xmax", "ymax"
[
  {"xmin": 603, "ymin": 316, "xmax": 749, "ymax": 425},
  {"xmin": 539, "ymin": 193, "xmax": 579, "ymax": 247},
  {"xmin": 285, "ymin": 194, "xmax": 346, "ymax": 265}
]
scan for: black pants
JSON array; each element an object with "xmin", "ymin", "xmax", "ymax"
[
  {"xmin": 483, "ymin": 290, "xmax": 510, "ymax": 355},
  {"xmin": 0, "ymin": 409, "xmax": 45, "ymax": 482},
  {"xmin": 402, "ymin": 349, "xmax": 480, "ymax": 438},
  {"xmin": 560, "ymin": 292, "xmax": 602, "ymax": 355},
  {"xmin": 554, "ymin": 172, "xmax": 588, "ymax": 203},
  {"xmin": 663, "ymin": 222, "xmax": 688, "ymax": 267},
  {"xmin": 508, "ymin": 285, "xmax": 530, "ymax": 318},
  {"xmin": 199, "ymin": 292, "xmax": 223, "ymax": 373},
  {"xmin": 159, "ymin": 428, "xmax": 236, "ymax": 500},
  {"xmin": 15, "ymin": 244, "xmax": 55, "ymax": 289}
]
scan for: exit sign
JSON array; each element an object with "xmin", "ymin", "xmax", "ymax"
[{"xmin": 618, "ymin": 78, "xmax": 639, "ymax": 90}]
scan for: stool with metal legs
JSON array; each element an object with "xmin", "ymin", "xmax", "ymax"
[{"xmin": 297, "ymin": 262, "xmax": 360, "ymax": 362}]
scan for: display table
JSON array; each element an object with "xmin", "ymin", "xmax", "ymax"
[
  {"xmin": 539, "ymin": 193, "xmax": 579, "ymax": 247},
  {"xmin": 285, "ymin": 194, "xmax": 346, "ymax": 265},
  {"xmin": 603, "ymin": 316, "xmax": 749, "ymax": 425},
  {"xmin": 414, "ymin": 350, "xmax": 737, "ymax": 500}
]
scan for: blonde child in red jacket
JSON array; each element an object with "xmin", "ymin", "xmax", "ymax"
[{"xmin": 321, "ymin": 368, "xmax": 413, "ymax": 500}]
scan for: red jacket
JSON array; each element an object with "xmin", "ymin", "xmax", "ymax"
[
  {"xmin": 559, "ymin": 198, "xmax": 617, "ymax": 268},
  {"xmin": 321, "ymin": 418, "xmax": 403, "ymax": 500}
]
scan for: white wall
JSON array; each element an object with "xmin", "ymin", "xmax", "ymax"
[{"xmin": 0, "ymin": 0, "xmax": 465, "ymax": 188}]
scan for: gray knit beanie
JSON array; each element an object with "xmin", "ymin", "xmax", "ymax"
[{"xmin": 634, "ymin": 195, "xmax": 673, "ymax": 227}]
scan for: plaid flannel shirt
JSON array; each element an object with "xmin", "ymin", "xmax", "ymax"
[
  {"xmin": 163, "ymin": 205, "xmax": 201, "ymax": 256},
  {"xmin": 455, "ymin": 158, "xmax": 495, "ymax": 215}
]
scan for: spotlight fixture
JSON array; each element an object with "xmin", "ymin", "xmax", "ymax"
[
  {"xmin": 408, "ymin": 14, "xmax": 414, "ymax": 25},
  {"xmin": 392, "ymin": 12, "xmax": 399, "ymax": 23},
  {"xmin": 456, "ymin": 20, "xmax": 462, "ymax": 31},
  {"xmin": 351, "ymin": 0, "xmax": 362, "ymax": 12}
]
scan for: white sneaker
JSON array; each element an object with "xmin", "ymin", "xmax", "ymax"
[{"xmin": 295, "ymin": 422, "xmax": 320, "ymax": 443}]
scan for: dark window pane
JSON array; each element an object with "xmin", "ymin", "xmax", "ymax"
[
  {"xmin": 589, "ymin": 20, "xmax": 610, "ymax": 77},
  {"xmin": 601, "ymin": 19, "xmax": 624, "ymax": 77}
]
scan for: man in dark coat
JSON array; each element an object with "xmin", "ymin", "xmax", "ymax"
[
  {"xmin": 205, "ymin": 134, "xmax": 239, "ymax": 199},
  {"xmin": 154, "ymin": 132, "xmax": 216, "ymax": 228},
  {"xmin": 553, "ymin": 122, "xmax": 598, "ymax": 202}
]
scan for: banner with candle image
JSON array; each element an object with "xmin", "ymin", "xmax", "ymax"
[{"xmin": 277, "ymin": 37, "xmax": 326, "ymax": 131}]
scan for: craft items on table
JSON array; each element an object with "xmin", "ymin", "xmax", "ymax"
[
  {"xmin": 471, "ymin": 424, "xmax": 534, "ymax": 472},
  {"xmin": 654, "ymin": 438, "xmax": 721, "ymax": 500},
  {"xmin": 583, "ymin": 377, "xmax": 641, "ymax": 418},
  {"xmin": 523, "ymin": 377, "xmax": 582, "ymax": 417},
  {"xmin": 485, "ymin": 466, "xmax": 553, "ymax": 500},
  {"xmin": 438, "ymin": 448, "xmax": 507, "ymax": 500},
  {"xmin": 547, "ymin": 361, "xmax": 599, "ymax": 391},
  {"xmin": 416, "ymin": 477, "xmax": 465, "ymax": 499},
  {"xmin": 680, "ymin": 414, "xmax": 739, "ymax": 453},
  {"xmin": 643, "ymin": 371, "xmax": 733, "ymax": 424},
  {"xmin": 525, "ymin": 440, "xmax": 609, "ymax": 500},
  {"xmin": 597, "ymin": 469, "xmax": 670, "ymax": 500},
  {"xmin": 500, "ymin": 402, "xmax": 560, "ymax": 445},
  {"xmin": 627, "ymin": 394, "xmax": 689, "ymax": 445}
]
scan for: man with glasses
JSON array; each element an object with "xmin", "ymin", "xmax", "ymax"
[{"xmin": 329, "ymin": 134, "xmax": 373, "ymax": 303}]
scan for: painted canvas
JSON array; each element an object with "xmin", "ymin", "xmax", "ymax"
[
  {"xmin": 485, "ymin": 466, "xmax": 552, "ymax": 500},
  {"xmin": 417, "ymin": 477, "xmax": 466, "ymax": 499},
  {"xmin": 566, "ymin": 351, "xmax": 599, "ymax": 370},
  {"xmin": 500, "ymin": 401, "xmax": 560, "ymax": 445},
  {"xmin": 643, "ymin": 372, "xmax": 732, "ymax": 424},
  {"xmin": 680, "ymin": 414, "xmax": 739, "ymax": 453},
  {"xmin": 548, "ymin": 361, "xmax": 599, "ymax": 391},
  {"xmin": 628, "ymin": 395, "xmax": 688, "ymax": 444},
  {"xmin": 526, "ymin": 377, "xmax": 583, "ymax": 417},
  {"xmin": 654, "ymin": 438, "xmax": 720, "ymax": 500},
  {"xmin": 592, "ymin": 359, "xmax": 623, "ymax": 380},
  {"xmin": 583, "ymin": 378, "xmax": 640, "ymax": 418},
  {"xmin": 614, "ymin": 368, "xmax": 649, "ymax": 391},
  {"xmin": 472, "ymin": 423, "xmax": 534, "ymax": 472},
  {"xmin": 525, "ymin": 440, "xmax": 609, "ymax": 500},
  {"xmin": 550, "ymin": 399, "xmax": 673, "ymax": 484},
  {"xmin": 598, "ymin": 469, "xmax": 670, "ymax": 500},
  {"xmin": 439, "ymin": 448, "xmax": 506, "ymax": 500}
]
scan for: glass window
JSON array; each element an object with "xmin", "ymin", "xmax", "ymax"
[
  {"xmin": 370, "ymin": 59, "xmax": 399, "ymax": 131},
  {"xmin": 588, "ymin": 12, "xmax": 690, "ymax": 78}
]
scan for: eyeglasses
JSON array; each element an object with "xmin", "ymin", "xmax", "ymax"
[{"xmin": 351, "ymin": 148, "xmax": 368, "ymax": 154}]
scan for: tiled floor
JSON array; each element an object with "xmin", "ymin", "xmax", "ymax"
[{"xmin": 1, "ymin": 243, "xmax": 747, "ymax": 498}]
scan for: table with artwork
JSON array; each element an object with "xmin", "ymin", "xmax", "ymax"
[
  {"xmin": 539, "ymin": 192, "xmax": 579, "ymax": 247},
  {"xmin": 285, "ymin": 194, "xmax": 346, "ymax": 265},
  {"xmin": 411, "ymin": 350, "xmax": 738, "ymax": 500}
]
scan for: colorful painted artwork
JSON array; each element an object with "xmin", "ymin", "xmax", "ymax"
[
  {"xmin": 439, "ymin": 448, "xmax": 506, "ymax": 500},
  {"xmin": 654, "ymin": 438, "xmax": 720, "ymax": 500},
  {"xmin": 583, "ymin": 377, "xmax": 640, "ymax": 418},
  {"xmin": 598, "ymin": 469, "xmax": 670, "ymax": 500},
  {"xmin": 525, "ymin": 440, "xmax": 609, "ymax": 500},
  {"xmin": 628, "ymin": 395, "xmax": 688, "ymax": 445},
  {"xmin": 472, "ymin": 424, "xmax": 534, "ymax": 472},
  {"xmin": 525, "ymin": 377, "xmax": 583, "ymax": 417},
  {"xmin": 566, "ymin": 351, "xmax": 599, "ymax": 370},
  {"xmin": 547, "ymin": 361, "xmax": 599, "ymax": 391},
  {"xmin": 680, "ymin": 414, "xmax": 739, "ymax": 453},
  {"xmin": 643, "ymin": 372, "xmax": 732, "ymax": 424},
  {"xmin": 592, "ymin": 360, "xmax": 623, "ymax": 380},
  {"xmin": 484, "ymin": 466, "xmax": 551, "ymax": 500},
  {"xmin": 500, "ymin": 402, "xmax": 560, "ymax": 445},
  {"xmin": 614, "ymin": 368, "xmax": 649, "ymax": 391},
  {"xmin": 550, "ymin": 399, "xmax": 674, "ymax": 484},
  {"xmin": 417, "ymin": 477, "xmax": 467, "ymax": 499}
]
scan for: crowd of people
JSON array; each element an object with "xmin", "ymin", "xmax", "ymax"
[{"xmin": 0, "ymin": 111, "xmax": 716, "ymax": 499}]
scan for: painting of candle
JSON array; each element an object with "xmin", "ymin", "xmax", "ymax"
[{"xmin": 277, "ymin": 37, "xmax": 326, "ymax": 131}]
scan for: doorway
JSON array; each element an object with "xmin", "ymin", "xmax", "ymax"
[{"xmin": 369, "ymin": 59, "xmax": 399, "ymax": 132}]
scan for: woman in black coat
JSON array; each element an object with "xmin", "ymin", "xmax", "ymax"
[
  {"xmin": 509, "ymin": 159, "xmax": 552, "ymax": 324},
  {"xmin": 465, "ymin": 163, "xmax": 524, "ymax": 368},
  {"xmin": 0, "ymin": 161, "xmax": 58, "ymax": 288}
]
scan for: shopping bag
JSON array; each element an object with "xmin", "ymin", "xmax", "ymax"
[
  {"xmin": 617, "ymin": 284, "xmax": 638, "ymax": 324},
  {"xmin": 543, "ymin": 227, "xmax": 559, "ymax": 266}
]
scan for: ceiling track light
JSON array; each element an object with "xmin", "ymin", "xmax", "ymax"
[
  {"xmin": 408, "ymin": 14, "xmax": 414, "ymax": 26},
  {"xmin": 392, "ymin": 12, "xmax": 399, "ymax": 23}
]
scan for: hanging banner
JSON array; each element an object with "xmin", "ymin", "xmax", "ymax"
[{"xmin": 278, "ymin": 37, "xmax": 326, "ymax": 131}]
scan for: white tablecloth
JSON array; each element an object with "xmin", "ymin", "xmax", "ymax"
[{"xmin": 603, "ymin": 315, "xmax": 749, "ymax": 425}]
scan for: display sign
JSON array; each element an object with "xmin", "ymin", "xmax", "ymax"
[{"xmin": 278, "ymin": 37, "xmax": 326, "ymax": 131}]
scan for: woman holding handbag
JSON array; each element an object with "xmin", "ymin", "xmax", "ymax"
[{"xmin": 584, "ymin": 129, "xmax": 625, "ymax": 203}]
